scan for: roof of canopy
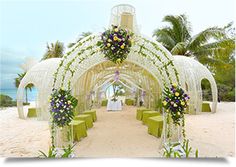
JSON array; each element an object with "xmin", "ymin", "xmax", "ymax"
[
  {"xmin": 16, "ymin": 58, "xmax": 62, "ymax": 119},
  {"xmin": 173, "ymin": 55, "xmax": 217, "ymax": 113}
]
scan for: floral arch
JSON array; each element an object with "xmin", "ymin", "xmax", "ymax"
[{"xmin": 52, "ymin": 34, "xmax": 179, "ymax": 93}]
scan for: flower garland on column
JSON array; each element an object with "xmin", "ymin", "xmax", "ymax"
[
  {"xmin": 49, "ymin": 88, "xmax": 78, "ymax": 127},
  {"xmin": 162, "ymin": 83, "xmax": 198, "ymax": 157},
  {"xmin": 48, "ymin": 88, "xmax": 78, "ymax": 157},
  {"xmin": 162, "ymin": 83, "xmax": 189, "ymax": 138}
]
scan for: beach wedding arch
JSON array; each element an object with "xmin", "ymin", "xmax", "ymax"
[
  {"xmin": 16, "ymin": 4, "xmax": 218, "ymax": 158},
  {"xmin": 48, "ymin": 4, "xmax": 192, "ymax": 157}
]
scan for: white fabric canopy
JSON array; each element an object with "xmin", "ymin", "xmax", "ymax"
[
  {"xmin": 17, "ymin": 58, "xmax": 61, "ymax": 119},
  {"xmin": 173, "ymin": 55, "xmax": 218, "ymax": 113},
  {"xmin": 16, "ymin": 55, "xmax": 218, "ymax": 119}
]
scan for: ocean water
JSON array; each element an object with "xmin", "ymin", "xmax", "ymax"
[{"xmin": 0, "ymin": 88, "xmax": 38, "ymax": 102}]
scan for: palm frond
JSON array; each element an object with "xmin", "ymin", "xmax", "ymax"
[
  {"xmin": 171, "ymin": 42, "xmax": 187, "ymax": 55},
  {"xmin": 153, "ymin": 28, "xmax": 177, "ymax": 50},
  {"xmin": 14, "ymin": 72, "xmax": 26, "ymax": 88},
  {"xmin": 153, "ymin": 14, "xmax": 191, "ymax": 52},
  {"xmin": 197, "ymin": 55, "xmax": 226, "ymax": 67},
  {"xmin": 67, "ymin": 42, "xmax": 76, "ymax": 48},
  {"xmin": 188, "ymin": 27, "xmax": 227, "ymax": 50},
  {"xmin": 78, "ymin": 32, "xmax": 92, "ymax": 41},
  {"xmin": 42, "ymin": 41, "xmax": 64, "ymax": 60},
  {"xmin": 67, "ymin": 32, "xmax": 92, "ymax": 48},
  {"xmin": 163, "ymin": 14, "xmax": 191, "ymax": 42},
  {"xmin": 193, "ymin": 38, "xmax": 235, "ymax": 59}
]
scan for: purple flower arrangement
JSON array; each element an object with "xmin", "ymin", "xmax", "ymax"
[
  {"xmin": 162, "ymin": 83, "xmax": 190, "ymax": 125},
  {"xmin": 97, "ymin": 25, "xmax": 133, "ymax": 64},
  {"xmin": 49, "ymin": 88, "xmax": 78, "ymax": 127}
]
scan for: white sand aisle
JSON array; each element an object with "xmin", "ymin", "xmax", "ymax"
[{"xmin": 74, "ymin": 106, "xmax": 161, "ymax": 157}]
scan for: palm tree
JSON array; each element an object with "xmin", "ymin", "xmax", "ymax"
[
  {"xmin": 68, "ymin": 32, "xmax": 92, "ymax": 48},
  {"xmin": 14, "ymin": 72, "xmax": 34, "ymax": 103},
  {"xmin": 153, "ymin": 15, "xmax": 235, "ymax": 66},
  {"xmin": 42, "ymin": 40, "xmax": 64, "ymax": 60}
]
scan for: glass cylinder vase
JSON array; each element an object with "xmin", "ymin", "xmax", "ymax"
[
  {"xmin": 162, "ymin": 110, "xmax": 182, "ymax": 145},
  {"xmin": 54, "ymin": 125, "xmax": 73, "ymax": 149}
]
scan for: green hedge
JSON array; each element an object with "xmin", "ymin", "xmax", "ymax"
[
  {"xmin": 202, "ymin": 83, "xmax": 235, "ymax": 102},
  {"xmin": 0, "ymin": 94, "xmax": 16, "ymax": 107},
  {"xmin": 0, "ymin": 94, "xmax": 30, "ymax": 107},
  {"xmin": 223, "ymin": 90, "xmax": 235, "ymax": 101}
]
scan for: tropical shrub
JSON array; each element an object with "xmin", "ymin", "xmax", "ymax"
[
  {"xmin": 0, "ymin": 94, "xmax": 31, "ymax": 107},
  {"xmin": 218, "ymin": 84, "xmax": 235, "ymax": 101},
  {"xmin": 0, "ymin": 94, "xmax": 16, "ymax": 107}
]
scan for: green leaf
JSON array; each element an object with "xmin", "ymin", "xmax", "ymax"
[
  {"xmin": 97, "ymin": 41, "xmax": 103, "ymax": 46},
  {"xmin": 38, "ymin": 150, "xmax": 48, "ymax": 158},
  {"xmin": 195, "ymin": 149, "xmax": 199, "ymax": 158},
  {"xmin": 188, "ymin": 27, "xmax": 226, "ymax": 50}
]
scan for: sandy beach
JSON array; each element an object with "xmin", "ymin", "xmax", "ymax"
[{"xmin": 0, "ymin": 102, "xmax": 234, "ymax": 157}]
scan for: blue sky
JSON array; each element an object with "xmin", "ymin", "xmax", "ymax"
[{"xmin": 0, "ymin": 0, "xmax": 235, "ymax": 89}]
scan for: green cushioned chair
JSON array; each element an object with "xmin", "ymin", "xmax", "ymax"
[
  {"xmin": 136, "ymin": 108, "xmax": 151, "ymax": 120},
  {"xmin": 73, "ymin": 109, "xmax": 79, "ymax": 117},
  {"xmin": 184, "ymin": 106, "xmax": 195, "ymax": 114},
  {"xmin": 147, "ymin": 115, "xmax": 163, "ymax": 137},
  {"xmin": 83, "ymin": 110, "xmax": 97, "ymax": 122},
  {"xmin": 184, "ymin": 106, "xmax": 189, "ymax": 114},
  {"xmin": 101, "ymin": 100, "xmax": 108, "ymax": 106},
  {"xmin": 74, "ymin": 114, "xmax": 93, "ymax": 129},
  {"xmin": 125, "ymin": 99, "xmax": 134, "ymax": 105},
  {"xmin": 70, "ymin": 120, "xmax": 87, "ymax": 142},
  {"xmin": 27, "ymin": 108, "xmax": 37, "ymax": 118},
  {"xmin": 202, "ymin": 102, "xmax": 211, "ymax": 112},
  {"xmin": 142, "ymin": 111, "xmax": 161, "ymax": 125}
]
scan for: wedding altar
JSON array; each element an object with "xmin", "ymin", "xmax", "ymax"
[{"xmin": 107, "ymin": 99, "xmax": 122, "ymax": 111}]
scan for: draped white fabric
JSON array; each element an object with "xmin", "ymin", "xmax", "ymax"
[{"xmin": 107, "ymin": 100, "xmax": 122, "ymax": 111}]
